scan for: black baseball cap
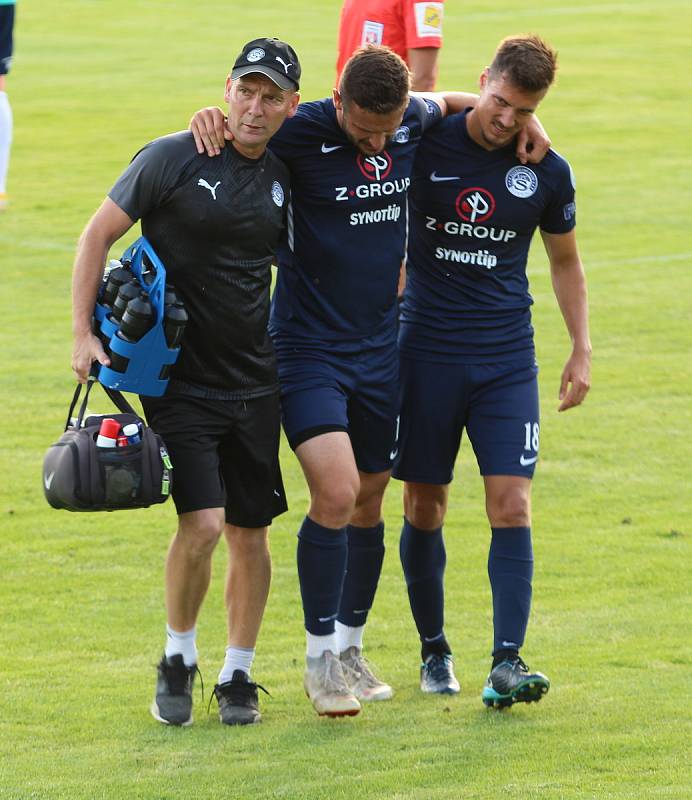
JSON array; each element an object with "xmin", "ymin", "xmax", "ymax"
[{"xmin": 231, "ymin": 38, "xmax": 301, "ymax": 91}]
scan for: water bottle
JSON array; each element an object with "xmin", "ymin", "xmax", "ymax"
[
  {"xmin": 96, "ymin": 418, "xmax": 120, "ymax": 448},
  {"xmin": 159, "ymin": 288, "xmax": 188, "ymax": 379},
  {"xmin": 163, "ymin": 302, "xmax": 188, "ymax": 349},
  {"xmin": 110, "ymin": 279, "xmax": 141, "ymax": 324},
  {"xmin": 119, "ymin": 292, "xmax": 155, "ymax": 342},
  {"xmin": 101, "ymin": 264, "xmax": 132, "ymax": 309},
  {"xmin": 122, "ymin": 422, "xmax": 142, "ymax": 445},
  {"xmin": 109, "ymin": 291, "xmax": 154, "ymax": 373},
  {"xmin": 164, "ymin": 284, "xmax": 180, "ymax": 308}
]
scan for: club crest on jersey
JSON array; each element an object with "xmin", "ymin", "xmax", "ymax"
[
  {"xmin": 505, "ymin": 166, "xmax": 538, "ymax": 198},
  {"xmin": 455, "ymin": 188, "xmax": 496, "ymax": 223},
  {"xmin": 357, "ymin": 152, "xmax": 392, "ymax": 181},
  {"xmin": 392, "ymin": 126, "xmax": 410, "ymax": 144},
  {"xmin": 246, "ymin": 48, "xmax": 265, "ymax": 62},
  {"xmin": 271, "ymin": 181, "xmax": 284, "ymax": 207}
]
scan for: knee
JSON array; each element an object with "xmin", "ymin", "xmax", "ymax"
[
  {"xmin": 226, "ymin": 526, "xmax": 269, "ymax": 557},
  {"xmin": 404, "ymin": 483, "xmax": 447, "ymax": 530},
  {"xmin": 353, "ymin": 473, "xmax": 390, "ymax": 526},
  {"xmin": 177, "ymin": 509, "xmax": 225, "ymax": 558},
  {"xmin": 487, "ymin": 486, "xmax": 531, "ymax": 528},
  {"xmin": 310, "ymin": 477, "xmax": 360, "ymax": 527}
]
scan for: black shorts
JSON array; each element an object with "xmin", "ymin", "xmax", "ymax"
[
  {"xmin": 140, "ymin": 392, "xmax": 288, "ymax": 527},
  {"xmin": 0, "ymin": 5, "xmax": 14, "ymax": 76}
]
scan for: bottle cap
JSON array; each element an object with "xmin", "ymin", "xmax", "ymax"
[
  {"xmin": 99, "ymin": 418, "xmax": 120, "ymax": 438},
  {"xmin": 122, "ymin": 423, "xmax": 140, "ymax": 436}
]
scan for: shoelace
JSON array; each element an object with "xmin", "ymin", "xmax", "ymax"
[
  {"xmin": 426, "ymin": 653, "xmax": 454, "ymax": 682},
  {"xmin": 320, "ymin": 653, "xmax": 353, "ymax": 695},
  {"xmin": 160, "ymin": 659, "xmax": 205, "ymax": 701},
  {"xmin": 496, "ymin": 656, "xmax": 529, "ymax": 674},
  {"xmin": 511, "ymin": 656, "xmax": 529, "ymax": 673},
  {"xmin": 207, "ymin": 678, "xmax": 270, "ymax": 714},
  {"xmin": 343, "ymin": 651, "xmax": 382, "ymax": 688}
]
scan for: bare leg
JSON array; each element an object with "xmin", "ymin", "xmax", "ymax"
[
  {"xmin": 296, "ymin": 431, "xmax": 360, "ymax": 528},
  {"xmin": 224, "ymin": 524, "xmax": 271, "ymax": 649},
  {"xmin": 165, "ymin": 507, "xmax": 225, "ymax": 631},
  {"xmin": 483, "ymin": 475, "xmax": 532, "ymax": 527}
]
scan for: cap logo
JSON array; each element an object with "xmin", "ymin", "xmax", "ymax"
[
  {"xmin": 246, "ymin": 47, "xmax": 265, "ymax": 62},
  {"xmin": 275, "ymin": 56, "xmax": 293, "ymax": 75}
]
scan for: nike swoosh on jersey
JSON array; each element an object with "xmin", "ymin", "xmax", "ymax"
[
  {"xmin": 430, "ymin": 171, "xmax": 461, "ymax": 182},
  {"xmin": 321, "ymin": 143, "xmax": 343, "ymax": 153},
  {"xmin": 519, "ymin": 454, "xmax": 538, "ymax": 466}
]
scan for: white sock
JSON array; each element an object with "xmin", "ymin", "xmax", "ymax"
[
  {"xmin": 335, "ymin": 621, "xmax": 365, "ymax": 654},
  {"xmin": 218, "ymin": 645, "xmax": 255, "ymax": 684},
  {"xmin": 306, "ymin": 631, "xmax": 338, "ymax": 660},
  {"xmin": 164, "ymin": 624, "xmax": 198, "ymax": 667},
  {"xmin": 0, "ymin": 93, "xmax": 12, "ymax": 194}
]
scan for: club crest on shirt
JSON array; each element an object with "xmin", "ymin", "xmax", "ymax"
[
  {"xmin": 271, "ymin": 181, "xmax": 284, "ymax": 207},
  {"xmin": 392, "ymin": 126, "xmax": 411, "ymax": 144},
  {"xmin": 505, "ymin": 166, "xmax": 538, "ymax": 198}
]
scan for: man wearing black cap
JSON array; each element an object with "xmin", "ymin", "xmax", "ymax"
[{"xmin": 71, "ymin": 38, "xmax": 300, "ymax": 727}]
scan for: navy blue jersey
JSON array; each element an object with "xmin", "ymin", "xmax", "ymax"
[
  {"xmin": 268, "ymin": 95, "xmax": 441, "ymax": 347},
  {"xmin": 400, "ymin": 110, "xmax": 576, "ymax": 364}
]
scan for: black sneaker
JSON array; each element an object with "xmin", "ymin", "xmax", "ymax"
[
  {"xmin": 420, "ymin": 653, "xmax": 461, "ymax": 695},
  {"xmin": 151, "ymin": 653, "xmax": 199, "ymax": 726},
  {"xmin": 481, "ymin": 656, "xmax": 550, "ymax": 708},
  {"xmin": 212, "ymin": 670, "xmax": 268, "ymax": 725}
]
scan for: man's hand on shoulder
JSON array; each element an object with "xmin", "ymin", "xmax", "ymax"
[
  {"xmin": 72, "ymin": 331, "xmax": 110, "ymax": 384},
  {"xmin": 189, "ymin": 107, "xmax": 233, "ymax": 157},
  {"xmin": 516, "ymin": 114, "xmax": 551, "ymax": 164}
]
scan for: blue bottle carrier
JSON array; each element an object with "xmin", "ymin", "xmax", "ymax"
[{"xmin": 93, "ymin": 237, "xmax": 180, "ymax": 397}]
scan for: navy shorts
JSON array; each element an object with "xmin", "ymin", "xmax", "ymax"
[
  {"xmin": 274, "ymin": 338, "xmax": 399, "ymax": 474},
  {"xmin": 0, "ymin": 5, "xmax": 14, "ymax": 76},
  {"xmin": 393, "ymin": 356, "xmax": 540, "ymax": 484},
  {"xmin": 141, "ymin": 391, "xmax": 287, "ymax": 527}
]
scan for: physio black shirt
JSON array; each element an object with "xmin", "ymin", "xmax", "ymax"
[{"xmin": 109, "ymin": 131, "xmax": 289, "ymax": 397}]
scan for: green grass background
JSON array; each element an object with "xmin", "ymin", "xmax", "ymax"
[{"xmin": 1, "ymin": 1, "xmax": 690, "ymax": 797}]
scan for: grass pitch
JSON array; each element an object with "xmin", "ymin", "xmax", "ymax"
[{"xmin": 1, "ymin": 1, "xmax": 690, "ymax": 798}]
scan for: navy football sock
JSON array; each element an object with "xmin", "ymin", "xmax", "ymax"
[
  {"xmin": 337, "ymin": 522, "xmax": 385, "ymax": 628},
  {"xmin": 399, "ymin": 519, "xmax": 447, "ymax": 646},
  {"xmin": 297, "ymin": 516, "xmax": 348, "ymax": 636},
  {"xmin": 488, "ymin": 526, "xmax": 534, "ymax": 655}
]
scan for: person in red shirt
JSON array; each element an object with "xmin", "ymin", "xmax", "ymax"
[{"xmin": 337, "ymin": 1, "xmax": 444, "ymax": 91}]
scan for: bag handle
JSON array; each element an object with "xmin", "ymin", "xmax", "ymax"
[{"xmin": 65, "ymin": 373, "xmax": 141, "ymax": 432}]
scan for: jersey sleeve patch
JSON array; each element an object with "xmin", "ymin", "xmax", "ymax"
[
  {"xmin": 414, "ymin": 2, "xmax": 444, "ymax": 39},
  {"xmin": 361, "ymin": 20, "xmax": 384, "ymax": 46}
]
